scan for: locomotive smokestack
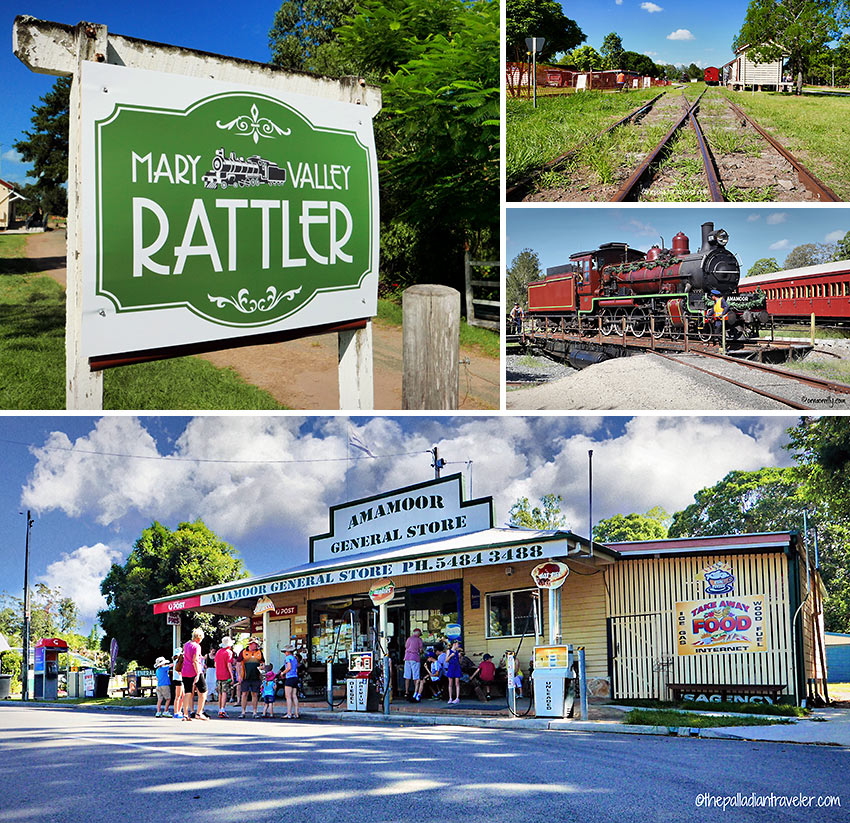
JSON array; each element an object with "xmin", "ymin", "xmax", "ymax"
[{"xmin": 700, "ymin": 222, "xmax": 715, "ymax": 254}]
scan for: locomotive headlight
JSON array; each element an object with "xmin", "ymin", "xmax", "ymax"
[{"xmin": 715, "ymin": 229, "xmax": 729, "ymax": 246}]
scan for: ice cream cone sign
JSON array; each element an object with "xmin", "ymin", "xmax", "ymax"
[{"xmin": 531, "ymin": 561, "xmax": 570, "ymax": 589}]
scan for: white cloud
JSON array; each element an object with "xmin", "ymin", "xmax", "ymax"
[
  {"xmin": 38, "ymin": 543, "xmax": 124, "ymax": 618},
  {"xmin": 615, "ymin": 0, "xmax": 623, "ymax": 4},
  {"xmin": 747, "ymin": 214, "xmax": 761, "ymax": 222},
  {"xmin": 825, "ymin": 229, "xmax": 845, "ymax": 242},
  {"xmin": 766, "ymin": 212, "xmax": 787, "ymax": 225},
  {"xmin": 642, "ymin": 2, "xmax": 663, "ymax": 12},
  {"xmin": 667, "ymin": 29, "xmax": 695, "ymax": 41},
  {"xmin": 769, "ymin": 239, "xmax": 790, "ymax": 251},
  {"xmin": 627, "ymin": 219, "xmax": 659, "ymax": 237},
  {"xmin": 2, "ymin": 149, "xmax": 23, "ymax": 164},
  {"xmin": 21, "ymin": 417, "xmax": 794, "ymax": 562},
  {"xmin": 643, "ymin": 51, "xmax": 659, "ymax": 57}
]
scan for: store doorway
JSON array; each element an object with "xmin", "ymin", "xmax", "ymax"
[
  {"xmin": 407, "ymin": 582, "xmax": 462, "ymax": 648},
  {"xmin": 266, "ymin": 619, "xmax": 291, "ymax": 672}
]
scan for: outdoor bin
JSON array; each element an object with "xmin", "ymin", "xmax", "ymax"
[
  {"xmin": 94, "ymin": 673, "xmax": 110, "ymax": 698},
  {"xmin": 0, "ymin": 674, "xmax": 11, "ymax": 699}
]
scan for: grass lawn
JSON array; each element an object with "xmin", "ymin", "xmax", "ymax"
[
  {"xmin": 783, "ymin": 356, "xmax": 850, "ymax": 387},
  {"xmin": 0, "ymin": 234, "xmax": 285, "ymax": 409},
  {"xmin": 609, "ymin": 698, "xmax": 807, "ymax": 717},
  {"xmin": 506, "ymin": 88, "xmax": 662, "ymax": 184},
  {"xmin": 624, "ymin": 708, "xmax": 793, "ymax": 728},
  {"xmin": 377, "ymin": 297, "xmax": 499, "ymax": 359},
  {"xmin": 717, "ymin": 88, "xmax": 850, "ymax": 199}
]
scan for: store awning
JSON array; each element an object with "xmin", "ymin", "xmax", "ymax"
[{"xmin": 149, "ymin": 526, "xmax": 617, "ymax": 616}]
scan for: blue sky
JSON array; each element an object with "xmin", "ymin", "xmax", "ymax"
[
  {"xmin": 559, "ymin": 0, "xmax": 757, "ymax": 68},
  {"xmin": 507, "ymin": 206, "xmax": 850, "ymax": 277},
  {"xmin": 0, "ymin": 1, "xmax": 283, "ymax": 185},
  {"xmin": 0, "ymin": 415, "xmax": 798, "ymax": 633}
]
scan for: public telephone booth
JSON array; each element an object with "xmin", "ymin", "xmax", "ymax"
[{"xmin": 34, "ymin": 638, "xmax": 68, "ymax": 700}]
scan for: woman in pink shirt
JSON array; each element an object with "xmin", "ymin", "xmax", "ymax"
[{"xmin": 181, "ymin": 628, "xmax": 205, "ymax": 721}]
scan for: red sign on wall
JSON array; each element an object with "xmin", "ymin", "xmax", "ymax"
[{"xmin": 153, "ymin": 595, "xmax": 202, "ymax": 614}]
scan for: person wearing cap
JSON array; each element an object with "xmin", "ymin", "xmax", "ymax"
[
  {"xmin": 711, "ymin": 289, "xmax": 729, "ymax": 337},
  {"xmin": 154, "ymin": 656, "xmax": 172, "ymax": 717},
  {"xmin": 214, "ymin": 637, "xmax": 235, "ymax": 718},
  {"xmin": 280, "ymin": 645, "xmax": 300, "ymax": 719},
  {"xmin": 469, "ymin": 653, "xmax": 496, "ymax": 701},
  {"xmin": 238, "ymin": 638, "xmax": 264, "ymax": 718},
  {"xmin": 510, "ymin": 302, "xmax": 524, "ymax": 334}
]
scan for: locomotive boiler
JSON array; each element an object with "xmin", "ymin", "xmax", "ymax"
[
  {"xmin": 527, "ymin": 222, "xmax": 742, "ymax": 338},
  {"xmin": 202, "ymin": 148, "xmax": 287, "ymax": 190}
]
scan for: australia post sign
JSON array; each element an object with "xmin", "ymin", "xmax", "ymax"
[{"xmin": 81, "ymin": 62, "xmax": 378, "ymax": 360}]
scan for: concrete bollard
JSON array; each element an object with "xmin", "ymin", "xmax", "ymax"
[{"xmin": 402, "ymin": 285, "xmax": 460, "ymax": 410}]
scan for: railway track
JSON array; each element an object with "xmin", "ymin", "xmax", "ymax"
[
  {"xmin": 611, "ymin": 90, "xmax": 839, "ymax": 202},
  {"xmin": 513, "ymin": 87, "xmax": 841, "ymax": 201},
  {"xmin": 654, "ymin": 350, "xmax": 850, "ymax": 409}
]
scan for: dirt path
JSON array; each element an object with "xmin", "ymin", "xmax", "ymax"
[{"xmin": 24, "ymin": 231, "xmax": 498, "ymax": 410}]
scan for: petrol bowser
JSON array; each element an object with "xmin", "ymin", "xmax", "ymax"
[
  {"xmin": 34, "ymin": 638, "xmax": 68, "ymax": 700},
  {"xmin": 532, "ymin": 644, "xmax": 574, "ymax": 718},
  {"xmin": 346, "ymin": 651, "xmax": 379, "ymax": 711}
]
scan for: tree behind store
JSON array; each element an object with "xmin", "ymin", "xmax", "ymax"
[{"xmin": 98, "ymin": 520, "xmax": 247, "ymax": 667}]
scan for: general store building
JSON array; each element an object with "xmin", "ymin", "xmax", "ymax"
[{"xmin": 151, "ymin": 475, "xmax": 826, "ymax": 706}]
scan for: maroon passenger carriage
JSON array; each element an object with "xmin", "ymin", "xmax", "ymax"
[
  {"xmin": 526, "ymin": 222, "xmax": 755, "ymax": 340},
  {"xmin": 738, "ymin": 260, "xmax": 850, "ymax": 326},
  {"xmin": 704, "ymin": 66, "xmax": 720, "ymax": 85}
]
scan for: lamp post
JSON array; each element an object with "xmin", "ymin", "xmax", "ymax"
[{"xmin": 21, "ymin": 510, "xmax": 34, "ymax": 702}]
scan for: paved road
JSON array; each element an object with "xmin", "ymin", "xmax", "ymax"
[{"xmin": 1, "ymin": 706, "xmax": 846, "ymax": 823}]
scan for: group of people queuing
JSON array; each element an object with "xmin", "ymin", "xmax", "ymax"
[
  {"xmin": 153, "ymin": 629, "xmax": 302, "ymax": 721},
  {"xmin": 400, "ymin": 628, "xmax": 526, "ymax": 705}
]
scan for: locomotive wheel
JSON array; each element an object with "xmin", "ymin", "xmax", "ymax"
[
  {"xmin": 614, "ymin": 308, "xmax": 629, "ymax": 336},
  {"xmin": 629, "ymin": 307, "xmax": 648, "ymax": 338},
  {"xmin": 697, "ymin": 321, "xmax": 714, "ymax": 343},
  {"xmin": 600, "ymin": 310, "xmax": 616, "ymax": 336},
  {"xmin": 651, "ymin": 311, "xmax": 666, "ymax": 339}
]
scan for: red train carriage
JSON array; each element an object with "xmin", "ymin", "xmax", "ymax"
[
  {"xmin": 527, "ymin": 222, "xmax": 744, "ymax": 338},
  {"xmin": 704, "ymin": 66, "xmax": 720, "ymax": 85},
  {"xmin": 738, "ymin": 260, "xmax": 850, "ymax": 325}
]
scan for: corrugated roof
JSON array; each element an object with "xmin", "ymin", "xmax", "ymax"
[{"xmin": 605, "ymin": 531, "xmax": 795, "ymax": 556}]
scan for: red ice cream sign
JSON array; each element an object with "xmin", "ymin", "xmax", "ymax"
[{"xmin": 531, "ymin": 561, "xmax": 570, "ymax": 589}]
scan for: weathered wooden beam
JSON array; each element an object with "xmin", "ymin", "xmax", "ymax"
[{"xmin": 13, "ymin": 16, "xmax": 382, "ymax": 111}]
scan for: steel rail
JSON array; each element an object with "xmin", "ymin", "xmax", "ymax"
[
  {"xmin": 652, "ymin": 353, "xmax": 808, "ymax": 409},
  {"xmin": 506, "ymin": 92, "xmax": 665, "ymax": 201},
  {"xmin": 723, "ymin": 99, "xmax": 841, "ymax": 202},
  {"xmin": 695, "ymin": 348, "xmax": 850, "ymax": 395},
  {"xmin": 610, "ymin": 90, "xmax": 704, "ymax": 202},
  {"xmin": 687, "ymin": 99, "xmax": 724, "ymax": 202}
]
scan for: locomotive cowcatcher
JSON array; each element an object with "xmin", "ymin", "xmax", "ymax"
[{"xmin": 526, "ymin": 222, "xmax": 761, "ymax": 340}]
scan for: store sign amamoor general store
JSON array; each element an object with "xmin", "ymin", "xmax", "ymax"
[
  {"xmin": 147, "ymin": 539, "xmax": 563, "ymax": 612},
  {"xmin": 675, "ymin": 595, "xmax": 767, "ymax": 655},
  {"xmin": 81, "ymin": 61, "xmax": 378, "ymax": 360},
  {"xmin": 309, "ymin": 474, "xmax": 495, "ymax": 563}
]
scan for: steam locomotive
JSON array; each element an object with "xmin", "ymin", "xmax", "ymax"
[
  {"xmin": 526, "ymin": 222, "xmax": 756, "ymax": 339},
  {"xmin": 202, "ymin": 148, "xmax": 287, "ymax": 190}
]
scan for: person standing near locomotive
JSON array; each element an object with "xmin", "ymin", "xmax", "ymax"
[
  {"xmin": 510, "ymin": 303, "xmax": 525, "ymax": 334},
  {"xmin": 711, "ymin": 289, "xmax": 729, "ymax": 338}
]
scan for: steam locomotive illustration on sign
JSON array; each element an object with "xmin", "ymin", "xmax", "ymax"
[
  {"xmin": 201, "ymin": 148, "xmax": 287, "ymax": 190},
  {"xmin": 526, "ymin": 222, "xmax": 762, "ymax": 339}
]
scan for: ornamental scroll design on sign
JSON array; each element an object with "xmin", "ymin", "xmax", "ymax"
[
  {"xmin": 207, "ymin": 285, "xmax": 303, "ymax": 315},
  {"xmin": 216, "ymin": 103, "xmax": 292, "ymax": 144}
]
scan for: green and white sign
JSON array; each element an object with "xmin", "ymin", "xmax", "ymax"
[{"xmin": 81, "ymin": 62, "xmax": 378, "ymax": 359}]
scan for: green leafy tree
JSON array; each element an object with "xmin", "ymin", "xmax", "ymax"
[
  {"xmin": 509, "ymin": 494, "xmax": 568, "ymax": 529},
  {"xmin": 601, "ymin": 32, "xmax": 625, "ymax": 70},
  {"xmin": 559, "ymin": 45, "xmax": 602, "ymax": 71},
  {"xmin": 830, "ymin": 230, "xmax": 850, "ymax": 261},
  {"xmin": 505, "ymin": 0, "xmax": 585, "ymax": 65},
  {"xmin": 338, "ymin": 0, "xmax": 498, "ymax": 292},
  {"xmin": 594, "ymin": 507, "xmax": 671, "ymax": 542},
  {"xmin": 99, "ymin": 520, "xmax": 247, "ymax": 666},
  {"xmin": 13, "ymin": 77, "xmax": 70, "ymax": 216},
  {"xmin": 687, "ymin": 62, "xmax": 703, "ymax": 80},
  {"xmin": 506, "ymin": 248, "xmax": 541, "ymax": 308},
  {"xmin": 784, "ymin": 242, "xmax": 835, "ymax": 269},
  {"xmin": 268, "ymin": 0, "xmax": 356, "ymax": 75},
  {"xmin": 734, "ymin": 0, "xmax": 850, "ymax": 94},
  {"xmin": 747, "ymin": 257, "xmax": 781, "ymax": 277},
  {"xmin": 622, "ymin": 51, "xmax": 660, "ymax": 77}
]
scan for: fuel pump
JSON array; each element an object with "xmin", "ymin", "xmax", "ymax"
[{"xmin": 346, "ymin": 650, "xmax": 378, "ymax": 711}]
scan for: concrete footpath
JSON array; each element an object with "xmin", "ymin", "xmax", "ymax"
[{"xmin": 6, "ymin": 699, "xmax": 850, "ymax": 747}]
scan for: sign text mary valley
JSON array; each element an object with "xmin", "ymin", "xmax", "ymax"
[{"xmin": 198, "ymin": 543, "xmax": 552, "ymax": 607}]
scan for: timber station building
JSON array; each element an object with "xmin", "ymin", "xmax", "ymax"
[{"xmin": 151, "ymin": 474, "xmax": 827, "ymax": 707}]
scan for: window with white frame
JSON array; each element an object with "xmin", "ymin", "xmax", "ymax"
[{"xmin": 486, "ymin": 589, "xmax": 540, "ymax": 638}]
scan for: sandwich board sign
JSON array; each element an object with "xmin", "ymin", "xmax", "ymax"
[{"xmin": 81, "ymin": 61, "xmax": 379, "ymax": 362}]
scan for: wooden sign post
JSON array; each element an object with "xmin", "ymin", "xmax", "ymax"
[{"xmin": 13, "ymin": 16, "xmax": 380, "ymax": 410}]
